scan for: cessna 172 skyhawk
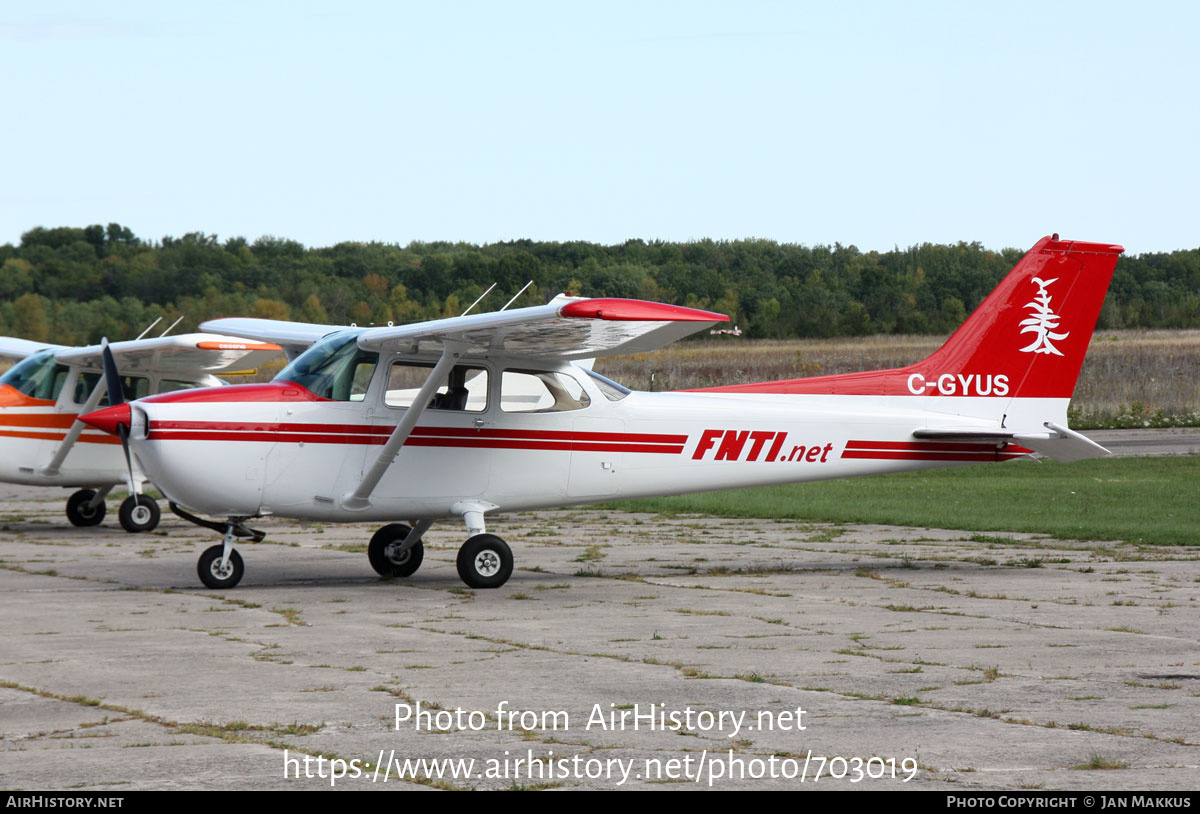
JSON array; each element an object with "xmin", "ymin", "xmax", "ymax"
[
  {"xmin": 80, "ymin": 235, "xmax": 1122, "ymax": 589},
  {"xmin": 0, "ymin": 333, "xmax": 281, "ymax": 531}
]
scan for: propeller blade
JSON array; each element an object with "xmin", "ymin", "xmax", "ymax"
[
  {"xmin": 98, "ymin": 340, "xmax": 135, "ymax": 492},
  {"xmin": 117, "ymin": 422, "xmax": 136, "ymax": 493},
  {"xmin": 100, "ymin": 337, "xmax": 125, "ymax": 407}
]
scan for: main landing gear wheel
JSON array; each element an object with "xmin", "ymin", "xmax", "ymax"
[
  {"xmin": 66, "ymin": 490, "xmax": 106, "ymax": 527},
  {"xmin": 197, "ymin": 544, "xmax": 244, "ymax": 589},
  {"xmin": 456, "ymin": 534, "xmax": 513, "ymax": 589},
  {"xmin": 118, "ymin": 494, "xmax": 160, "ymax": 533},
  {"xmin": 368, "ymin": 523, "xmax": 424, "ymax": 578}
]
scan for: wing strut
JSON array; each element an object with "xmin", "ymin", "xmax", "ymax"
[
  {"xmin": 340, "ymin": 341, "xmax": 464, "ymax": 511},
  {"xmin": 40, "ymin": 376, "xmax": 109, "ymax": 477}
]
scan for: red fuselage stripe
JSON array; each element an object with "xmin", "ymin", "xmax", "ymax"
[
  {"xmin": 140, "ymin": 422, "xmax": 1034, "ymax": 462},
  {"xmin": 844, "ymin": 439, "xmax": 1034, "ymax": 456},
  {"xmin": 148, "ymin": 429, "xmax": 683, "ymax": 454},
  {"xmin": 841, "ymin": 450, "xmax": 1027, "ymax": 462},
  {"xmin": 845, "ymin": 439, "xmax": 1022, "ymax": 452},
  {"xmin": 152, "ymin": 421, "xmax": 394, "ymax": 435},
  {"xmin": 152, "ymin": 431, "xmax": 387, "ymax": 445},
  {"xmin": 405, "ymin": 438, "xmax": 685, "ymax": 454},
  {"xmin": 149, "ymin": 421, "xmax": 687, "ymax": 444}
]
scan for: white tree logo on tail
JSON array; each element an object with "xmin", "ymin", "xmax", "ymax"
[{"xmin": 1019, "ymin": 276, "xmax": 1069, "ymax": 356}]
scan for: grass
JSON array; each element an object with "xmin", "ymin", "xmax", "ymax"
[
  {"xmin": 601, "ymin": 457, "xmax": 1200, "ymax": 546},
  {"xmin": 1070, "ymin": 752, "xmax": 1130, "ymax": 770}
]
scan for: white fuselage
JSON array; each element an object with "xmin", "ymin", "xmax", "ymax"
[
  {"xmin": 127, "ymin": 357, "xmax": 1055, "ymax": 522},
  {"xmin": 0, "ymin": 404, "xmax": 126, "ymax": 487}
]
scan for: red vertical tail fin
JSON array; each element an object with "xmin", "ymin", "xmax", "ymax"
[
  {"xmin": 692, "ymin": 235, "xmax": 1124, "ymax": 403},
  {"xmin": 915, "ymin": 235, "xmax": 1123, "ymax": 401}
]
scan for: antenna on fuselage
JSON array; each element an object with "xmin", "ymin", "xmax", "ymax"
[
  {"xmin": 133, "ymin": 317, "xmax": 162, "ymax": 340},
  {"xmin": 158, "ymin": 316, "xmax": 185, "ymax": 337},
  {"xmin": 499, "ymin": 280, "xmax": 534, "ymax": 311},
  {"xmin": 460, "ymin": 283, "xmax": 497, "ymax": 317}
]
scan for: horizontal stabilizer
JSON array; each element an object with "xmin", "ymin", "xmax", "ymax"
[
  {"xmin": 1020, "ymin": 422, "xmax": 1112, "ymax": 462},
  {"xmin": 913, "ymin": 422, "xmax": 1110, "ymax": 463}
]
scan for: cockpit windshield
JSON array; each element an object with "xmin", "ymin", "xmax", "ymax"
[
  {"xmin": 274, "ymin": 332, "xmax": 379, "ymax": 401},
  {"xmin": 0, "ymin": 350, "xmax": 69, "ymax": 402}
]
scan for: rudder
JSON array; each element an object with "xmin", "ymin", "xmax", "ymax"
[
  {"xmin": 916, "ymin": 234, "xmax": 1123, "ymax": 401},
  {"xmin": 691, "ymin": 235, "xmax": 1124, "ymax": 405}
]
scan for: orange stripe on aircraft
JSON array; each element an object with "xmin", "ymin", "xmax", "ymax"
[
  {"xmin": 0, "ymin": 413, "xmax": 79, "ymax": 429},
  {"xmin": 0, "ymin": 429, "xmax": 67, "ymax": 442},
  {"xmin": 0, "ymin": 428, "xmax": 122, "ymax": 445},
  {"xmin": 0, "ymin": 385, "xmax": 57, "ymax": 408}
]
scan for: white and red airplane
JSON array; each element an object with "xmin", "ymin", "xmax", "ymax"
[
  {"xmin": 0, "ymin": 333, "xmax": 282, "ymax": 531},
  {"xmin": 80, "ymin": 235, "xmax": 1122, "ymax": 589}
]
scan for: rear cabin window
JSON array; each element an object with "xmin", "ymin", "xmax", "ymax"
[
  {"xmin": 500, "ymin": 369, "xmax": 590, "ymax": 413},
  {"xmin": 384, "ymin": 362, "xmax": 488, "ymax": 412},
  {"xmin": 584, "ymin": 368, "xmax": 631, "ymax": 402}
]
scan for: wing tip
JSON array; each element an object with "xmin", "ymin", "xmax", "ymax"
[{"xmin": 560, "ymin": 298, "xmax": 729, "ymax": 323}]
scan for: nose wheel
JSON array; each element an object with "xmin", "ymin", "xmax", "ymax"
[
  {"xmin": 178, "ymin": 514, "xmax": 263, "ymax": 589},
  {"xmin": 119, "ymin": 494, "xmax": 160, "ymax": 533},
  {"xmin": 198, "ymin": 544, "xmax": 245, "ymax": 589}
]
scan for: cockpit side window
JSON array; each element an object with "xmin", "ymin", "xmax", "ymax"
[
  {"xmin": 0, "ymin": 351, "xmax": 69, "ymax": 402},
  {"xmin": 275, "ymin": 333, "xmax": 379, "ymax": 401},
  {"xmin": 500, "ymin": 369, "xmax": 590, "ymax": 413},
  {"xmin": 73, "ymin": 372, "xmax": 151, "ymax": 405},
  {"xmin": 385, "ymin": 362, "xmax": 489, "ymax": 412}
]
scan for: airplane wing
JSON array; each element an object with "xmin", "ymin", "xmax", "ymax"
[
  {"xmin": 356, "ymin": 297, "xmax": 729, "ymax": 361},
  {"xmin": 913, "ymin": 422, "xmax": 1110, "ymax": 462},
  {"xmin": 53, "ymin": 334, "xmax": 284, "ymax": 376},
  {"xmin": 337, "ymin": 297, "xmax": 726, "ymax": 510},
  {"xmin": 0, "ymin": 336, "xmax": 68, "ymax": 362},
  {"xmin": 198, "ymin": 318, "xmax": 348, "ymax": 358}
]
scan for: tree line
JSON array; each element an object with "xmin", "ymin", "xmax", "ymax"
[{"xmin": 1, "ymin": 224, "xmax": 1196, "ymax": 345}]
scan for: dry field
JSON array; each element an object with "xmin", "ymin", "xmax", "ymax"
[{"xmin": 595, "ymin": 329, "xmax": 1200, "ymax": 429}]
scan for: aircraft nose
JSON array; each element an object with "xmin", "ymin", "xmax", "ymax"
[{"xmin": 80, "ymin": 403, "xmax": 132, "ymax": 435}]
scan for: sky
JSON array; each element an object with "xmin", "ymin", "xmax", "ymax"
[{"xmin": 2, "ymin": 1, "xmax": 1197, "ymax": 255}]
